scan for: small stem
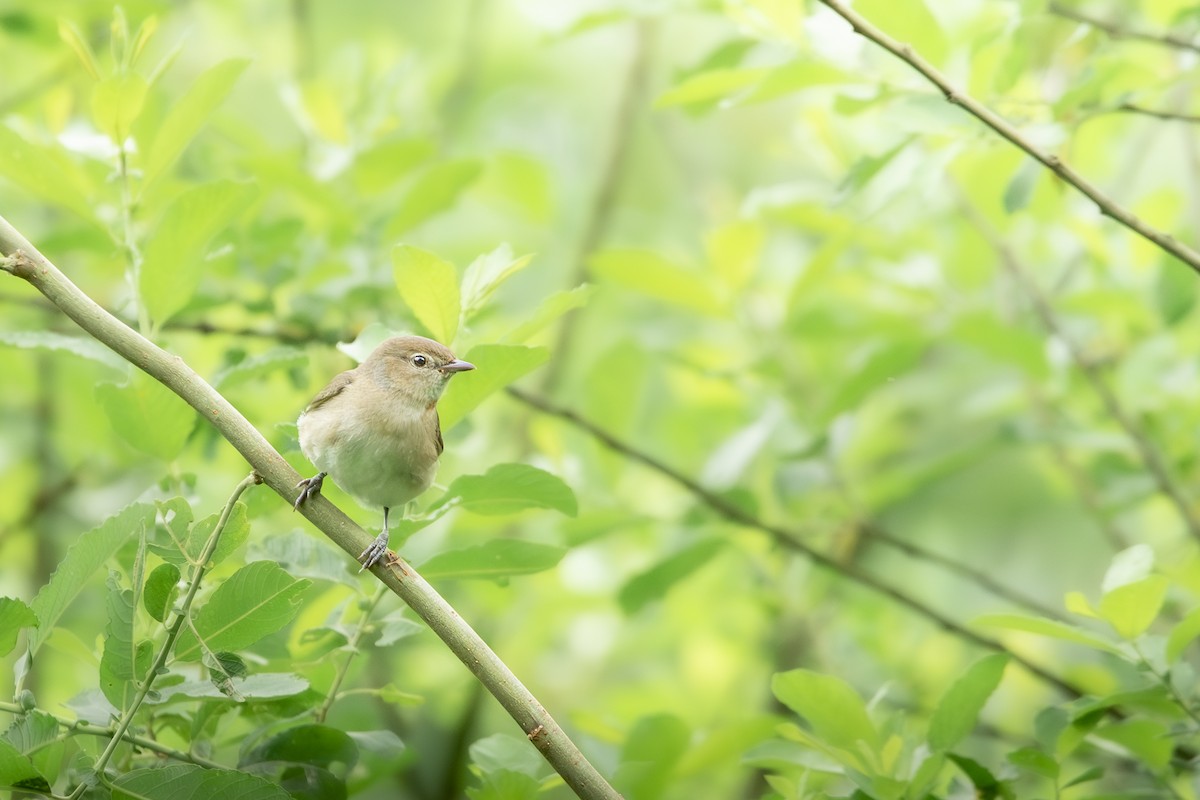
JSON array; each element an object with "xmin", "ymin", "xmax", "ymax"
[
  {"xmin": 314, "ymin": 585, "xmax": 389, "ymax": 723},
  {"xmin": 116, "ymin": 144, "xmax": 148, "ymax": 335},
  {"xmin": 0, "ymin": 701, "xmax": 222, "ymax": 769},
  {"xmin": 1047, "ymin": 2, "xmax": 1200, "ymax": 55},
  {"xmin": 68, "ymin": 472, "xmax": 260, "ymax": 797}
]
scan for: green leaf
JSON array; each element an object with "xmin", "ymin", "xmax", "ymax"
[
  {"xmin": 655, "ymin": 67, "xmax": 766, "ymax": 109},
  {"xmin": 1102, "ymin": 544, "xmax": 1154, "ymax": 592},
  {"xmin": 1002, "ymin": 158, "xmax": 1040, "ymax": 214},
  {"xmin": 1006, "ymin": 746, "xmax": 1059, "ymax": 779},
  {"xmin": 823, "ymin": 339, "xmax": 925, "ymax": 419},
  {"xmin": 438, "ymin": 463, "xmax": 577, "ymax": 516},
  {"xmin": 0, "ymin": 125, "xmax": 97, "ymax": 223},
  {"xmin": 112, "ymin": 764, "xmax": 291, "ymax": 800},
  {"xmin": 151, "ymin": 673, "xmax": 309, "ymax": 703},
  {"xmin": 140, "ymin": 179, "xmax": 257, "ymax": 326},
  {"xmin": 90, "ymin": 73, "xmax": 149, "ymax": 141},
  {"xmin": 467, "ymin": 770, "xmax": 542, "ymax": 800},
  {"xmin": 28, "ymin": 503, "xmax": 154, "ymax": 656},
  {"xmin": 0, "ymin": 598, "xmax": 38, "ymax": 657},
  {"xmin": 200, "ymin": 501, "xmax": 251, "ymax": 566},
  {"xmin": 772, "ymin": 669, "xmax": 878, "ymax": 753},
  {"xmin": 0, "ymin": 331, "xmax": 127, "ymax": 373},
  {"xmin": 437, "ymin": 344, "xmax": 549, "ymax": 430},
  {"xmin": 418, "ymin": 540, "xmax": 567, "ymax": 581},
  {"xmin": 2, "ymin": 710, "xmax": 64, "ymax": 786},
  {"xmin": 742, "ymin": 60, "xmax": 853, "ymax": 105},
  {"xmin": 392, "ymin": 245, "xmax": 462, "ymax": 344},
  {"xmin": 460, "ymin": 244, "xmax": 534, "ymax": 319},
  {"xmin": 173, "ymin": 561, "xmax": 310, "ymax": 661},
  {"xmin": 615, "ymin": 714, "xmax": 690, "ymax": 800},
  {"xmin": 618, "ymin": 539, "xmax": 725, "ymax": 615},
  {"xmin": 1167, "ymin": 606, "xmax": 1200, "ymax": 663},
  {"xmin": 854, "ymin": 0, "xmax": 946, "ymax": 64},
  {"xmin": 1092, "ymin": 720, "xmax": 1172, "ymax": 769},
  {"xmin": 387, "ymin": 158, "xmax": 483, "ymax": 235},
  {"xmin": 240, "ymin": 724, "xmax": 358, "ymax": 797},
  {"xmin": 351, "ymin": 136, "xmax": 436, "ymax": 195},
  {"xmin": 212, "ymin": 347, "xmax": 307, "ymax": 390},
  {"xmin": 705, "ymin": 220, "xmax": 763, "ymax": 290},
  {"xmin": 57, "ymin": 19, "xmax": 101, "ymax": 79},
  {"xmin": 1156, "ymin": 256, "xmax": 1196, "ymax": 325},
  {"xmin": 927, "ymin": 653, "xmax": 1008, "ymax": 751},
  {"xmin": 99, "ymin": 572, "xmax": 153, "ymax": 711},
  {"xmin": 948, "ymin": 753, "xmax": 1012, "ymax": 799},
  {"xmin": 375, "ymin": 613, "xmax": 423, "ymax": 646},
  {"xmin": 0, "ymin": 739, "xmax": 49, "ymax": 794},
  {"xmin": 143, "ymin": 563, "xmax": 181, "ymax": 624},
  {"xmin": 97, "ymin": 371, "xmax": 196, "ymax": 460},
  {"xmin": 501, "ymin": 285, "xmax": 594, "ymax": 344},
  {"xmin": 589, "ymin": 248, "xmax": 725, "ymax": 316},
  {"xmin": 485, "ymin": 151, "xmax": 552, "ymax": 222},
  {"xmin": 143, "ymin": 58, "xmax": 249, "ymax": 186},
  {"xmin": 469, "ymin": 733, "xmax": 546, "ymax": 779},
  {"xmin": 972, "ymin": 613, "xmax": 1119, "ymax": 653},
  {"xmin": 1098, "ymin": 574, "xmax": 1168, "ymax": 639}
]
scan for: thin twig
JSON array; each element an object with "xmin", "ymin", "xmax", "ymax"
[
  {"xmin": 70, "ymin": 472, "xmax": 260, "ymax": 798},
  {"xmin": 859, "ymin": 522, "xmax": 1071, "ymax": 622},
  {"xmin": 314, "ymin": 585, "xmax": 389, "ymax": 723},
  {"xmin": 953, "ymin": 188, "xmax": 1200, "ymax": 545},
  {"xmin": 1115, "ymin": 103, "xmax": 1200, "ymax": 124},
  {"xmin": 1048, "ymin": 2, "xmax": 1200, "ymax": 55},
  {"xmin": 815, "ymin": 0, "xmax": 1200, "ymax": 276},
  {"xmin": 505, "ymin": 387, "xmax": 1083, "ymax": 700},
  {"xmin": 0, "ymin": 219, "xmax": 620, "ymax": 800}
]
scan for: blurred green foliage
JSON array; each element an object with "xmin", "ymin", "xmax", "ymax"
[{"xmin": 3, "ymin": 0, "xmax": 1200, "ymax": 798}]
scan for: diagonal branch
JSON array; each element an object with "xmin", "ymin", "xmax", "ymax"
[
  {"xmin": 505, "ymin": 387, "xmax": 1085, "ymax": 700},
  {"xmin": 815, "ymin": 0, "xmax": 1200, "ymax": 276},
  {"xmin": 953, "ymin": 189, "xmax": 1200, "ymax": 545},
  {"xmin": 0, "ymin": 217, "xmax": 620, "ymax": 800},
  {"xmin": 1048, "ymin": 2, "xmax": 1200, "ymax": 55}
]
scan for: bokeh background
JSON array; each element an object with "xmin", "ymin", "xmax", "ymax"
[{"xmin": 3, "ymin": 1, "xmax": 1200, "ymax": 797}]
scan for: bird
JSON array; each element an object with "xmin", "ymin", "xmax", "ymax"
[{"xmin": 293, "ymin": 335, "xmax": 475, "ymax": 570}]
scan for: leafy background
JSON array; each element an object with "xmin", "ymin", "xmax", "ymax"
[{"xmin": 3, "ymin": 0, "xmax": 1200, "ymax": 798}]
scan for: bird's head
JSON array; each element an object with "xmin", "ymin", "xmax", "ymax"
[{"xmin": 364, "ymin": 335, "xmax": 475, "ymax": 407}]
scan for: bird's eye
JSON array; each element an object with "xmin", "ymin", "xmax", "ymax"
[{"xmin": 411, "ymin": 354, "xmax": 427, "ymax": 367}]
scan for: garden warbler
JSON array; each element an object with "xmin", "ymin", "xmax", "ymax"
[{"xmin": 293, "ymin": 335, "xmax": 475, "ymax": 570}]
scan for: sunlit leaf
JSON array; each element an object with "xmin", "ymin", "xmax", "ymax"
[
  {"xmin": 590, "ymin": 248, "xmax": 725, "ymax": 316},
  {"xmin": 972, "ymin": 613, "xmax": 1119, "ymax": 653},
  {"xmin": 619, "ymin": 539, "xmax": 725, "ymax": 615},
  {"xmin": 437, "ymin": 344, "xmax": 549, "ymax": 430},
  {"xmin": 418, "ymin": 540, "xmax": 567, "ymax": 581},
  {"xmin": 112, "ymin": 764, "xmax": 290, "ymax": 800},
  {"xmin": 140, "ymin": 179, "xmax": 257, "ymax": 326},
  {"xmin": 143, "ymin": 58, "xmax": 250, "ymax": 186},
  {"xmin": 387, "ymin": 158, "xmax": 483, "ymax": 236},
  {"xmin": 97, "ymin": 371, "xmax": 195, "ymax": 460},
  {"xmin": 1098, "ymin": 575, "xmax": 1168, "ymax": 640},
  {"xmin": 392, "ymin": 245, "xmax": 461, "ymax": 344},
  {"xmin": 91, "ymin": 73, "xmax": 149, "ymax": 142},
  {"xmin": 927, "ymin": 653, "xmax": 1008, "ymax": 751},
  {"xmin": 174, "ymin": 561, "xmax": 310, "ymax": 661},
  {"xmin": 772, "ymin": 669, "xmax": 878, "ymax": 754},
  {"xmin": 436, "ymin": 463, "xmax": 577, "ymax": 516}
]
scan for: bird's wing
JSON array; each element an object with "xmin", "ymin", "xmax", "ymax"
[
  {"xmin": 305, "ymin": 369, "xmax": 355, "ymax": 413},
  {"xmin": 434, "ymin": 412, "xmax": 444, "ymax": 456}
]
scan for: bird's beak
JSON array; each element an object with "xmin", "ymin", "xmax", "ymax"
[{"xmin": 441, "ymin": 359, "xmax": 475, "ymax": 373}]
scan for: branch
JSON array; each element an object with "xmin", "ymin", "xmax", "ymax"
[
  {"xmin": 505, "ymin": 387, "xmax": 1084, "ymax": 700},
  {"xmin": 542, "ymin": 19, "xmax": 654, "ymax": 393},
  {"xmin": 0, "ymin": 218, "xmax": 620, "ymax": 800},
  {"xmin": 815, "ymin": 0, "xmax": 1200, "ymax": 276},
  {"xmin": 0, "ymin": 701, "xmax": 223, "ymax": 770},
  {"xmin": 1115, "ymin": 102, "xmax": 1200, "ymax": 125},
  {"xmin": 1048, "ymin": 2, "xmax": 1200, "ymax": 55},
  {"xmin": 953, "ymin": 188, "xmax": 1200, "ymax": 545}
]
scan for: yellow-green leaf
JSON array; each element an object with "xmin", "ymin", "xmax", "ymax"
[{"xmin": 392, "ymin": 245, "xmax": 461, "ymax": 344}]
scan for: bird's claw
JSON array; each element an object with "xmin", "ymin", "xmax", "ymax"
[
  {"xmin": 293, "ymin": 472, "xmax": 326, "ymax": 511},
  {"xmin": 358, "ymin": 531, "xmax": 390, "ymax": 572}
]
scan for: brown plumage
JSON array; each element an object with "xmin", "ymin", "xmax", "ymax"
[{"xmin": 293, "ymin": 335, "xmax": 474, "ymax": 570}]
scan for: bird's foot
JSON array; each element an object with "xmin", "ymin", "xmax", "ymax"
[
  {"xmin": 358, "ymin": 531, "xmax": 390, "ymax": 572},
  {"xmin": 293, "ymin": 472, "xmax": 326, "ymax": 511}
]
